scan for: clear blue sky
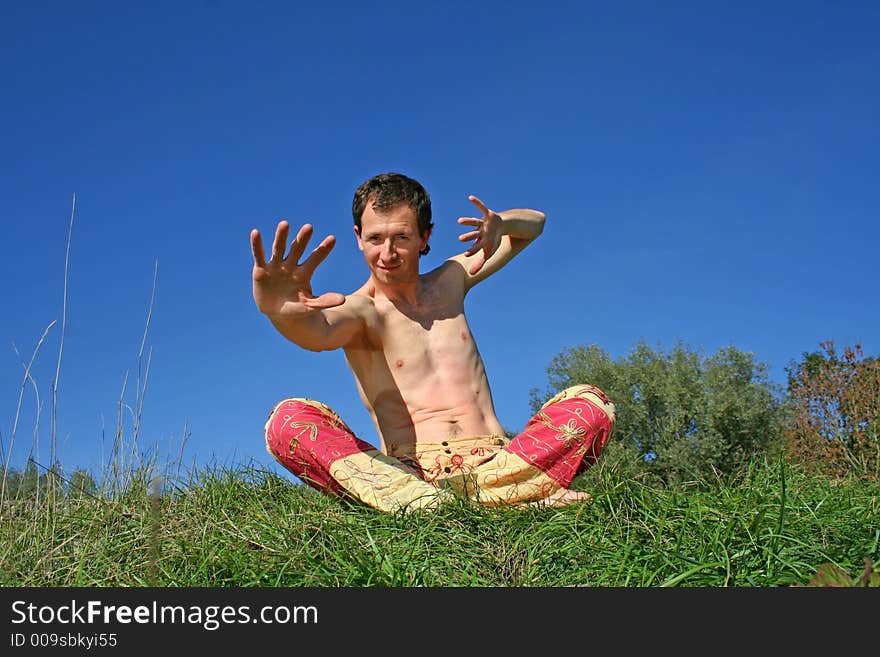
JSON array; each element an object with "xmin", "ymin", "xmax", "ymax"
[{"xmin": 2, "ymin": 1, "xmax": 878, "ymax": 482}]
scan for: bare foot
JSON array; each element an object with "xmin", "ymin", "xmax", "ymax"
[{"xmin": 521, "ymin": 488, "xmax": 592, "ymax": 508}]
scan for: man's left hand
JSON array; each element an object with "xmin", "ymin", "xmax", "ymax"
[{"xmin": 458, "ymin": 195, "xmax": 503, "ymax": 275}]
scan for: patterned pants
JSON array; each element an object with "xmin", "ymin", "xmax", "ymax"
[{"xmin": 264, "ymin": 384, "xmax": 616, "ymax": 513}]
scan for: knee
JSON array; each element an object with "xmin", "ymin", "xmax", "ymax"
[
  {"xmin": 263, "ymin": 398, "xmax": 324, "ymax": 456},
  {"xmin": 263, "ymin": 396, "xmax": 360, "ymax": 463},
  {"xmin": 264, "ymin": 397, "xmax": 348, "ymax": 433},
  {"xmin": 263, "ymin": 398, "xmax": 333, "ymax": 486},
  {"xmin": 267, "ymin": 397, "xmax": 329, "ymax": 420},
  {"xmin": 541, "ymin": 384, "xmax": 616, "ymax": 426},
  {"xmin": 264, "ymin": 399, "xmax": 296, "ymax": 460}
]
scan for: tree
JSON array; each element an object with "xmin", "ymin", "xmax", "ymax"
[
  {"xmin": 785, "ymin": 341, "xmax": 879, "ymax": 480},
  {"xmin": 17, "ymin": 461, "xmax": 40, "ymax": 498},
  {"xmin": 531, "ymin": 340, "xmax": 785, "ymax": 486},
  {"xmin": 1, "ymin": 466, "xmax": 22, "ymax": 498},
  {"xmin": 5, "ymin": 460, "xmax": 67, "ymax": 499},
  {"xmin": 67, "ymin": 468, "xmax": 98, "ymax": 498}
]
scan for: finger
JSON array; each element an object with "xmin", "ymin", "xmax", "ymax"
[
  {"xmin": 468, "ymin": 252, "xmax": 486, "ymax": 275},
  {"xmin": 457, "ymin": 216, "xmax": 480, "ymax": 227},
  {"xmin": 458, "ymin": 230, "xmax": 480, "ymax": 242},
  {"xmin": 271, "ymin": 221, "xmax": 290, "ymax": 261},
  {"xmin": 300, "ymin": 235, "xmax": 336, "ymax": 276},
  {"xmin": 468, "ymin": 195, "xmax": 489, "ymax": 216},
  {"xmin": 251, "ymin": 229, "xmax": 266, "ymax": 266},
  {"xmin": 304, "ymin": 291, "xmax": 346, "ymax": 309},
  {"xmin": 465, "ymin": 238, "xmax": 483, "ymax": 256},
  {"xmin": 287, "ymin": 224, "xmax": 314, "ymax": 264}
]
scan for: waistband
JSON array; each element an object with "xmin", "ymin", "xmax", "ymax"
[{"xmin": 386, "ymin": 434, "xmax": 506, "ymax": 460}]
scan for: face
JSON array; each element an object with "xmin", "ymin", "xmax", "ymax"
[{"xmin": 355, "ymin": 202, "xmax": 430, "ymax": 286}]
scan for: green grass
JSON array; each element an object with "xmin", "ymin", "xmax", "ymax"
[{"xmin": 2, "ymin": 458, "xmax": 877, "ymax": 587}]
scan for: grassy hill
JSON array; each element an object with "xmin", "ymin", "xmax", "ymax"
[{"xmin": 2, "ymin": 457, "xmax": 877, "ymax": 587}]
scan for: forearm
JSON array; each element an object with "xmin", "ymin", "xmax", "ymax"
[
  {"xmin": 497, "ymin": 208, "xmax": 545, "ymax": 240},
  {"xmin": 265, "ymin": 302, "xmax": 361, "ymax": 352},
  {"xmin": 267, "ymin": 312, "xmax": 333, "ymax": 352}
]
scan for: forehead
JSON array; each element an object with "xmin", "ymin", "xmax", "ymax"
[{"xmin": 360, "ymin": 202, "xmax": 418, "ymax": 234}]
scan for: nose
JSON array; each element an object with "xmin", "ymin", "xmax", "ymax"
[{"xmin": 380, "ymin": 239, "xmax": 397, "ymax": 261}]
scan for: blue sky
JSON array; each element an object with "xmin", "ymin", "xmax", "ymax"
[{"xmin": 2, "ymin": 1, "xmax": 878, "ymax": 482}]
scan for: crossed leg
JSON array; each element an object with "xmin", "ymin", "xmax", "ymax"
[
  {"xmin": 264, "ymin": 384, "xmax": 615, "ymax": 513},
  {"xmin": 441, "ymin": 384, "xmax": 616, "ymax": 505}
]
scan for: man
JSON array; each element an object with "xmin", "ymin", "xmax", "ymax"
[{"xmin": 251, "ymin": 172, "xmax": 615, "ymax": 512}]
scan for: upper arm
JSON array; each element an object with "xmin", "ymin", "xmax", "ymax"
[
  {"xmin": 271, "ymin": 298, "xmax": 367, "ymax": 352},
  {"xmin": 316, "ymin": 301, "xmax": 367, "ymax": 350}
]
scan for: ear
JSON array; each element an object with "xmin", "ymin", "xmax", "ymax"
[
  {"xmin": 353, "ymin": 225, "xmax": 364, "ymax": 252},
  {"xmin": 419, "ymin": 228, "xmax": 431, "ymax": 256}
]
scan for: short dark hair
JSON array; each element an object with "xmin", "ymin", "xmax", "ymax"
[{"xmin": 352, "ymin": 172, "xmax": 433, "ymax": 255}]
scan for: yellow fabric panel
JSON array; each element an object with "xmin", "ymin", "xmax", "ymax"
[{"xmin": 328, "ymin": 450, "xmax": 452, "ymax": 512}]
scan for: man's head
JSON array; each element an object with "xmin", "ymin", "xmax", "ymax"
[{"xmin": 352, "ymin": 173, "xmax": 433, "ymax": 256}]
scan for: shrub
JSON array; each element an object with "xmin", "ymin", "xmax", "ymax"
[
  {"xmin": 785, "ymin": 341, "xmax": 880, "ymax": 480},
  {"xmin": 531, "ymin": 340, "xmax": 786, "ymax": 487}
]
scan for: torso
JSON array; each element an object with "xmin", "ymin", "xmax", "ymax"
[{"xmin": 342, "ymin": 261, "xmax": 505, "ymax": 455}]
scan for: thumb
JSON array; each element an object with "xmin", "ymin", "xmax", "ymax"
[
  {"xmin": 304, "ymin": 292, "xmax": 346, "ymax": 309},
  {"xmin": 468, "ymin": 253, "xmax": 486, "ymax": 276}
]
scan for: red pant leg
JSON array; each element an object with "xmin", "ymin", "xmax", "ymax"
[
  {"xmin": 504, "ymin": 384, "xmax": 616, "ymax": 490},
  {"xmin": 448, "ymin": 384, "xmax": 616, "ymax": 505},
  {"xmin": 264, "ymin": 398, "xmax": 448, "ymax": 512},
  {"xmin": 264, "ymin": 398, "xmax": 376, "ymax": 495}
]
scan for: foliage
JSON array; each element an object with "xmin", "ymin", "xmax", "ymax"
[
  {"xmin": 785, "ymin": 341, "xmax": 880, "ymax": 480},
  {"xmin": 1, "ymin": 461, "xmax": 98, "ymax": 500},
  {"xmin": 530, "ymin": 340, "xmax": 786, "ymax": 487}
]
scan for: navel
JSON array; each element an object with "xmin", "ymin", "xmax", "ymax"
[{"xmin": 396, "ymin": 359, "xmax": 404, "ymax": 368}]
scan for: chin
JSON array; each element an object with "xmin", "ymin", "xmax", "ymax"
[{"xmin": 375, "ymin": 267, "xmax": 411, "ymax": 283}]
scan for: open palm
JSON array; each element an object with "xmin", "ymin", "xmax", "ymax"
[{"xmin": 250, "ymin": 221, "xmax": 345, "ymax": 318}]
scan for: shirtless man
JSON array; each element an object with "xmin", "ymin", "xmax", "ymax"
[{"xmin": 251, "ymin": 172, "xmax": 615, "ymax": 512}]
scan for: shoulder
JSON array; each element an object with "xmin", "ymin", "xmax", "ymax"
[
  {"xmin": 343, "ymin": 288, "xmax": 378, "ymax": 316},
  {"xmin": 425, "ymin": 259, "xmax": 468, "ymax": 289},
  {"xmin": 341, "ymin": 285, "xmax": 385, "ymax": 328},
  {"xmin": 316, "ymin": 286, "xmax": 377, "ymax": 330},
  {"xmin": 409, "ymin": 260, "xmax": 467, "ymax": 302}
]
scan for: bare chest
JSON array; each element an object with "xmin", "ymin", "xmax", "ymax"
[{"xmin": 376, "ymin": 296, "xmax": 473, "ymax": 368}]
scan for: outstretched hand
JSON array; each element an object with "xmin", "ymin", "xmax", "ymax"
[
  {"xmin": 457, "ymin": 195, "xmax": 503, "ymax": 275},
  {"xmin": 250, "ymin": 221, "xmax": 345, "ymax": 318}
]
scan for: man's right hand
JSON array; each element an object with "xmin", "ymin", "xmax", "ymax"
[{"xmin": 250, "ymin": 221, "xmax": 345, "ymax": 319}]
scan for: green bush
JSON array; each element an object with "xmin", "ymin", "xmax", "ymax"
[{"xmin": 531, "ymin": 340, "xmax": 786, "ymax": 487}]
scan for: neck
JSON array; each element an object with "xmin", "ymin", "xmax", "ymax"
[{"xmin": 370, "ymin": 275, "xmax": 422, "ymax": 306}]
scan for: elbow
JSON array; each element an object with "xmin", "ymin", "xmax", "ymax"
[
  {"xmin": 296, "ymin": 336, "xmax": 333, "ymax": 352},
  {"xmin": 271, "ymin": 316, "xmax": 337, "ymax": 352}
]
